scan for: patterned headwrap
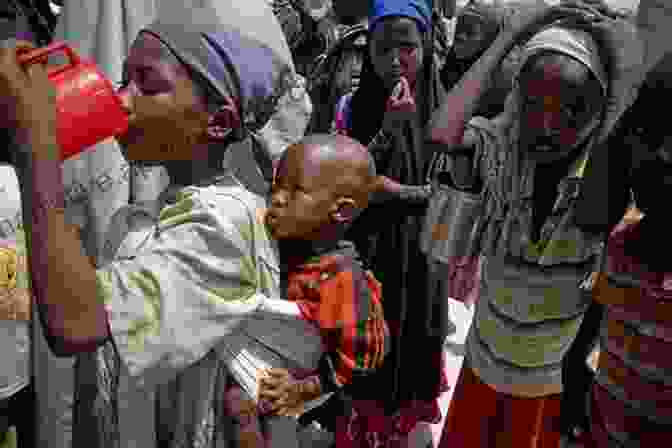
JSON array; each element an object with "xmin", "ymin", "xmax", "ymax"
[
  {"xmin": 140, "ymin": 4, "xmax": 312, "ymax": 186},
  {"xmin": 369, "ymin": 0, "xmax": 433, "ymax": 33}
]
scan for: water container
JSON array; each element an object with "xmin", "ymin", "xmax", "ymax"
[{"xmin": 18, "ymin": 42, "xmax": 129, "ymax": 160}]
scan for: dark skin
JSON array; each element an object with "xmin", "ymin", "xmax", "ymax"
[
  {"xmin": 261, "ymin": 134, "xmax": 376, "ymax": 416},
  {"xmin": 452, "ymin": 13, "xmax": 492, "ymax": 61},
  {"xmin": 428, "ymin": 2, "xmax": 601, "ymax": 148},
  {"xmin": 517, "ymin": 52, "xmax": 604, "ymax": 164},
  {"xmin": 266, "ymin": 134, "xmax": 376, "ymax": 242},
  {"xmin": 369, "ymin": 16, "xmax": 425, "ymax": 92},
  {"xmin": 449, "ymin": 52, "xmax": 604, "ymax": 187},
  {"xmin": 0, "ymin": 35, "xmax": 238, "ymax": 349},
  {"xmin": 366, "ymin": 16, "xmax": 431, "ymax": 199},
  {"xmin": 119, "ymin": 32, "xmax": 240, "ymax": 185}
]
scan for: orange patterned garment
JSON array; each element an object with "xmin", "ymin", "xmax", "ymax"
[{"xmin": 284, "ymin": 242, "xmax": 390, "ymax": 387}]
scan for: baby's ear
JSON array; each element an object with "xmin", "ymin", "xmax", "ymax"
[
  {"xmin": 207, "ymin": 96, "xmax": 241, "ymax": 140},
  {"xmin": 331, "ymin": 198, "xmax": 358, "ymax": 224}
]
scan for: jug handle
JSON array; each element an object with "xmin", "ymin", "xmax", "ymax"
[{"xmin": 17, "ymin": 41, "xmax": 80, "ymax": 78}]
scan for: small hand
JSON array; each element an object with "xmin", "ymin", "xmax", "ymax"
[
  {"xmin": 0, "ymin": 40, "xmax": 57, "ymax": 142},
  {"xmin": 382, "ymin": 77, "xmax": 416, "ymax": 135},
  {"xmin": 258, "ymin": 369, "xmax": 305, "ymax": 416}
]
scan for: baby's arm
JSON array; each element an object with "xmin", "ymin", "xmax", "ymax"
[{"xmin": 259, "ymin": 368, "xmax": 325, "ymax": 417}]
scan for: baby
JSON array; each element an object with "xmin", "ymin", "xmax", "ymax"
[{"xmin": 222, "ymin": 134, "xmax": 390, "ymax": 448}]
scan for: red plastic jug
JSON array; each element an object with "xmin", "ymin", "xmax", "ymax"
[{"xmin": 18, "ymin": 42, "xmax": 129, "ymax": 160}]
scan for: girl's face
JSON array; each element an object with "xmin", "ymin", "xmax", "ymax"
[
  {"xmin": 517, "ymin": 53, "xmax": 604, "ymax": 164},
  {"xmin": 369, "ymin": 16, "xmax": 425, "ymax": 90},
  {"xmin": 452, "ymin": 14, "xmax": 490, "ymax": 60},
  {"xmin": 116, "ymin": 32, "xmax": 211, "ymax": 165}
]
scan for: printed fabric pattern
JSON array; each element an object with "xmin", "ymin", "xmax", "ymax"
[{"xmin": 285, "ymin": 242, "xmax": 390, "ymax": 387}]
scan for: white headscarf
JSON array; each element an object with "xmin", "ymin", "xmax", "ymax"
[{"xmin": 518, "ymin": 26, "xmax": 608, "ymax": 93}]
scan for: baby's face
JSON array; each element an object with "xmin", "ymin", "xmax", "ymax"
[{"xmin": 266, "ymin": 144, "xmax": 339, "ymax": 240}]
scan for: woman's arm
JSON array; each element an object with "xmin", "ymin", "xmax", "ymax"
[
  {"xmin": 14, "ymin": 130, "xmax": 109, "ymax": 356},
  {"xmin": 0, "ymin": 39, "xmax": 108, "ymax": 355},
  {"xmin": 427, "ymin": 33, "xmax": 516, "ymax": 150}
]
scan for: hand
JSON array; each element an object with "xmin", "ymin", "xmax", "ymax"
[
  {"xmin": 370, "ymin": 175, "xmax": 402, "ymax": 203},
  {"xmin": 500, "ymin": 2, "xmax": 598, "ymax": 45},
  {"xmin": 258, "ymin": 369, "xmax": 305, "ymax": 417},
  {"xmin": 382, "ymin": 77, "xmax": 416, "ymax": 136},
  {"xmin": 372, "ymin": 175, "xmax": 389, "ymax": 195},
  {"xmin": 0, "ymin": 40, "xmax": 57, "ymax": 141}
]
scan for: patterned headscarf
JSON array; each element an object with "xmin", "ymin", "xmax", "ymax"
[{"xmin": 140, "ymin": 4, "xmax": 312, "ymax": 184}]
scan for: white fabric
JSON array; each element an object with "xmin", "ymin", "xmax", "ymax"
[
  {"xmin": 519, "ymin": 26, "xmax": 608, "ymax": 93},
  {"xmin": 101, "ymin": 183, "xmax": 323, "ymax": 448},
  {"xmin": 102, "ymin": 180, "xmax": 323, "ymax": 404}
]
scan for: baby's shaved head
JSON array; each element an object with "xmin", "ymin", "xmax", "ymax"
[
  {"xmin": 294, "ymin": 134, "xmax": 377, "ymax": 206},
  {"xmin": 270, "ymin": 134, "xmax": 379, "ymax": 239},
  {"xmin": 300, "ymin": 133, "xmax": 376, "ymax": 178}
]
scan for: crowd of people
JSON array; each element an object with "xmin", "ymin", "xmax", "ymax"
[{"xmin": 0, "ymin": 0, "xmax": 667, "ymax": 448}]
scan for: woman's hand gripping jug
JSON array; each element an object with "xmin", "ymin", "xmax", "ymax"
[{"xmin": 15, "ymin": 42, "xmax": 129, "ymax": 161}]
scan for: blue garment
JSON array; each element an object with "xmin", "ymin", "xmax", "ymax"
[{"xmin": 369, "ymin": 0, "xmax": 432, "ymax": 33}]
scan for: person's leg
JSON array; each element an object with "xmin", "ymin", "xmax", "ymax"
[
  {"xmin": 222, "ymin": 382, "xmax": 266, "ymax": 448},
  {"xmin": 560, "ymin": 300, "xmax": 605, "ymax": 438},
  {"xmin": 499, "ymin": 392, "xmax": 562, "ymax": 448},
  {"xmin": 437, "ymin": 359, "xmax": 499, "ymax": 448}
]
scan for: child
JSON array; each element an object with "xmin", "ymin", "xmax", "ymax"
[
  {"xmin": 222, "ymin": 133, "xmax": 390, "ymax": 448},
  {"xmin": 428, "ymin": 2, "xmax": 643, "ymax": 447}
]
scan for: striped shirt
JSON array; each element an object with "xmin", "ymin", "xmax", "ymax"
[
  {"xmin": 463, "ymin": 117, "xmax": 603, "ymax": 397},
  {"xmin": 590, "ymin": 219, "xmax": 672, "ymax": 446}
]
